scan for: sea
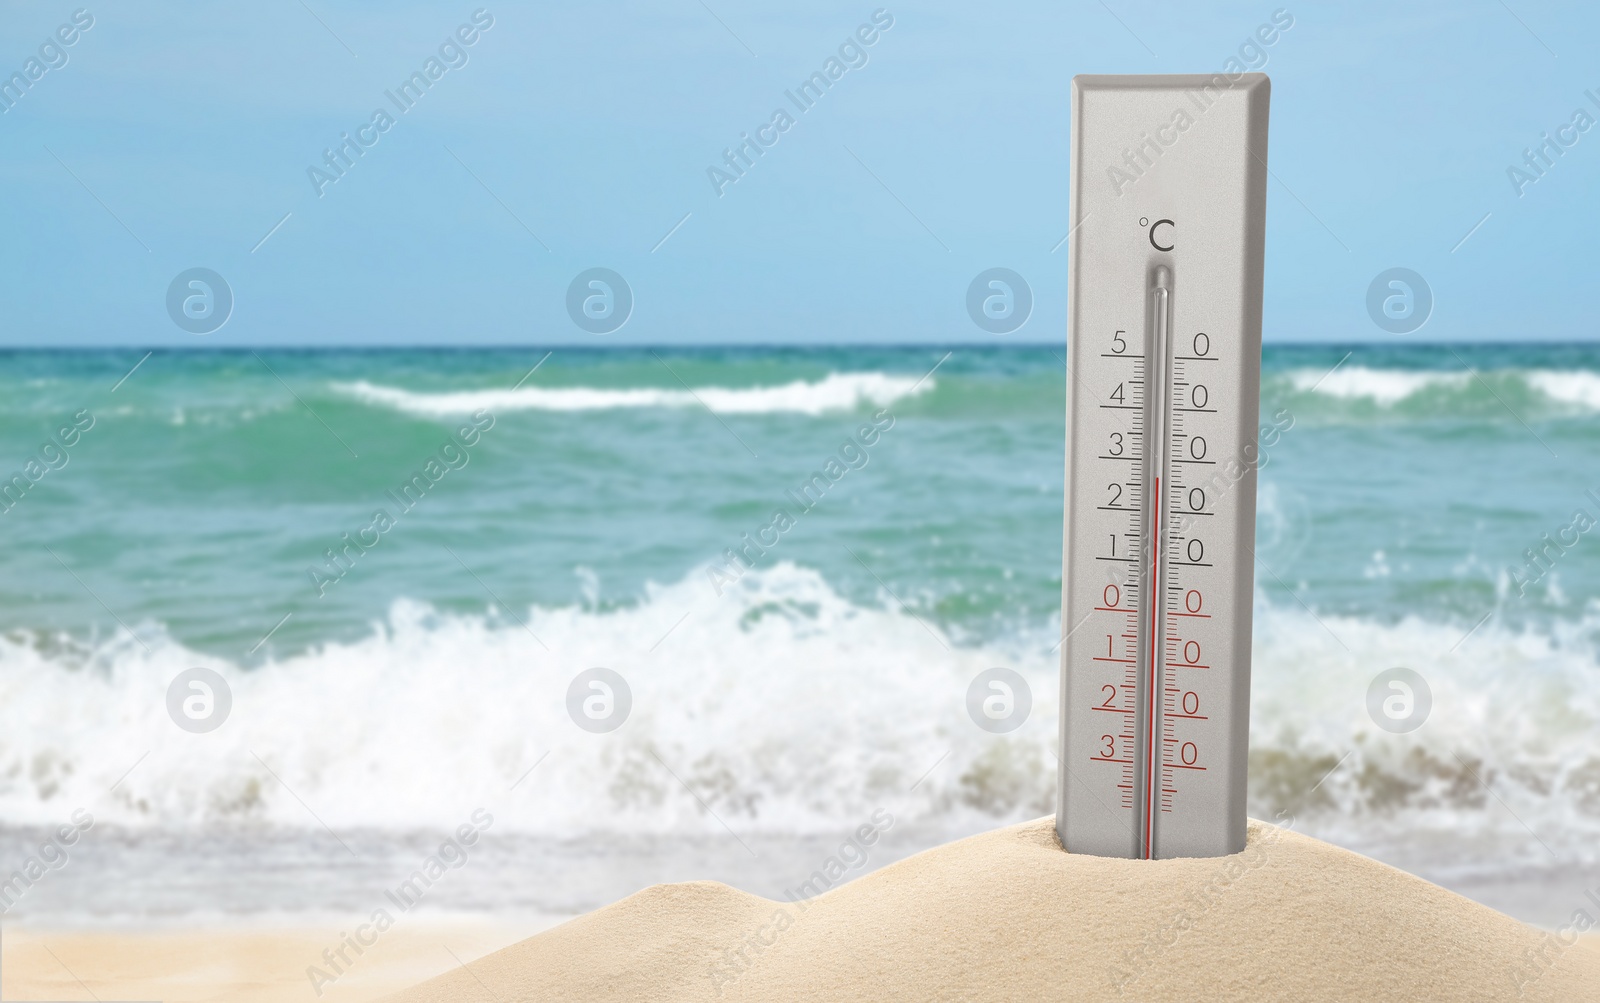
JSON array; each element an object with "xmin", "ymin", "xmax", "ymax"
[{"xmin": 1, "ymin": 344, "xmax": 1597, "ymax": 927}]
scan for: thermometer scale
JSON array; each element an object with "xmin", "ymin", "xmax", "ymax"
[{"xmin": 1057, "ymin": 74, "xmax": 1270, "ymax": 859}]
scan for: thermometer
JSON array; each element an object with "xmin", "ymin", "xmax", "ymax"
[{"xmin": 1056, "ymin": 74, "xmax": 1270, "ymax": 859}]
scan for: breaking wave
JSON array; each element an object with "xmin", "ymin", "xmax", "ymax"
[
  {"xmin": 2, "ymin": 565, "xmax": 1597, "ymax": 867},
  {"xmin": 332, "ymin": 372, "xmax": 932, "ymax": 417}
]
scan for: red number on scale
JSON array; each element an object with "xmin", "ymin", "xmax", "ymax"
[
  {"xmin": 1104, "ymin": 584, "xmax": 1120, "ymax": 608},
  {"xmin": 1185, "ymin": 590, "xmax": 1202, "ymax": 613}
]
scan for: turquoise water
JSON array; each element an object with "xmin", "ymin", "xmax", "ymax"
[
  {"xmin": 6, "ymin": 344, "xmax": 1597, "ymax": 649},
  {"xmin": 2, "ymin": 344, "xmax": 1598, "ymax": 916}
]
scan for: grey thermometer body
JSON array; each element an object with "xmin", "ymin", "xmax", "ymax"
[{"xmin": 1057, "ymin": 74, "xmax": 1269, "ymax": 859}]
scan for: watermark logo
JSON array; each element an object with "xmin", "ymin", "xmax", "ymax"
[
  {"xmin": 1506, "ymin": 881, "xmax": 1600, "ymax": 996},
  {"xmin": 1506, "ymin": 95, "xmax": 1599, "ymax": 198},
  {"xmin": 1109, "ymin": 810, "xmax": 1295, "ymax": 993},
  {"xmin": 705, "ymin": 409, "xmax": 896, "ymax": 597},
  {"xmin": 1366, "ymin": 667, "xmax": 1431, "ymax": 733},
  {"xmin": 711, "ymin": 808, "xmax": 894, "ymax": 995},
  {"xmin": 1105, "ymin": 9, "xmax": 1294, "ymax": 197},
  {"xmin": 567, "ymin": 667, "xmax": 631, "ymax": 733},
  {"xmin": 308, "ymin": 410, "xmax": 496, "ymax": 598},
  {"xmin": 306, "ymin": 808, "xmax": 493, "ymax": 996},
  {"xmin": 965, "ymin": 268, "xmax": 1032, "ymax": 334},
  {"xmin": 966, "ymin": 667, "xmax": 1031, "ymax": 733},
  {"xmin": 1, "ymin": 408, "xmax": 95, "ymax": 517},
  {"xmin": 566, "ymin": 268, "xmax": 633, "ymax": 334},
  {"xmin": 165, "ymin": 268, "xmax": 233, "ymax": 334},
  {"xmin": 1365, "ymin": 268, "xmax": 1431, "ymax": 334},
  {"xmin": 0, "ymin": 807, "xmax": 94, "ymax": 914},
  {"xmin": 0, "ymin": 9, "xmax": 96, "ymax": 116},
  {"xmin": 1507, "ymin": 488, "xmax": 1600, "ymax": 597},
  {"xmin": 782, "ymin": 808, "xmax": 896, "ymax": 904},
  {"xmin": 166, "ymin": 667, "xmax": 232, "ymax": 733},
  {"xmin": 705, "ymin": 8, "xmax": 895, "ymax": 197},
  {"xmin": 1173, "ymin": 406, "xmax": 1295, "ymax": 540},
  {"xmin": 304, "ymin": 9, "xmax": 496, "ymax": 198}
]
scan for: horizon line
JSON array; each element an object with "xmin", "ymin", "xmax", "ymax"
[{"xmin": 2, "ymin": 339, "xmax": 1596, "ymax": 353}]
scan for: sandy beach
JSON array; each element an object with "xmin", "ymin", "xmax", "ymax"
[
  {"xmin": 2, "ymin": 819, "xmax": 1597, "ymax": 1000},
  {"xmin": 0, "ymin": 916, "xmax": 561, "ymax": 1002},
  {"xmin": 381, "ymin": 817, "xmax": 1600, "ymax": 1003}
]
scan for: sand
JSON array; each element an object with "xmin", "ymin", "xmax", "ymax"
[
  {"xmin": 384, "ymin": 817, "xmax": 1600, "ymax": 1003},
  {"xmin": 0, "ymin": 916, "xmax": 561, "ymax": 1002}
]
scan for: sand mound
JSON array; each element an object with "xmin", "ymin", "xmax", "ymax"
[{"xmin": 385, "ymin": 817, "xmax": 1600, "ymax": 1002}]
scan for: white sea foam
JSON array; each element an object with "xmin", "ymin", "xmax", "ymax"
[
  {"xmin": 1287, "ymin": 366, "xmax": 1467, "ymax": 404},
  {"xmin": 332, "ymin": 372, "xmax": 933, "ymax": 417},
  {"xmin": 2, "ymin": 566, "xmax": 1597, "ymax": 862},
  {"xmin": 1527, "ymin": 370, "xmax": 1600, "ymax": 412},
  {"xmin": 1246, "ymin": 597, "xmax": 1600, "ymax": 872},
  {"xmin": 0, "ymin": 564, "xmax": 1024, "ymax": 836},
  {"xmin": 1287, "ymin": 365, "xmax": 1600, "ymax": 414}
]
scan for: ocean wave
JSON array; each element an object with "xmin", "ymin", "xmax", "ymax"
[
  {"xmin": 1280, "ymin": 364, "xmax": 1600, "ymax": 419},
  {"xmin": 1285, "ymin": 366, "xmax": 1468, "ymax": 404},
  {"xmin": 2, "ymin": 566, "xmax": 1598, "ymax": 863},
  {"xmin": 331, "ymin": 371, "xmax": 932, "ymax": 417},
  {"xmin": 1526, "ymin": 369, "xmax": 1600, "ymax": 411},
  {"xmin": 1245, "ymin": 600, "xmax": 1600, "ymax": 868},
  {"xmin": 0, "ymin": 564, "xmax": 1023, "ymax": 837}
]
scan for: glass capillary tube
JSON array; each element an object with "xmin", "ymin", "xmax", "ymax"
[{"xmin": 1141, "ymin": 264, "xmax": 1172, "ymax": 859}]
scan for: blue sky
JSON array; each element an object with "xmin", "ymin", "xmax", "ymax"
[{"xmin": 1, "ymin": 1, "xmax": 1596, "ymax": 346}]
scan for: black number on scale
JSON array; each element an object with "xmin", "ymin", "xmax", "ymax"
[
  {"xmin": 1109, "ymin": 432, "xmax": 1123, "ymax": 455},
  {"xmin": 1190, "ymin": 436, "xmax": 1207, "ymax": 459},
  {"xmin": 1111, "ymin": 382, "xmax": 1125, "ymax": 403},
  {"xmin": 1112, "ymin": 330, "xmax": 1127, "ymax": 354},
  {"xmin": 1108, "ymin": 483, "xmax": 1122, "ymax": 506},
  {"xmin": 1193, "ymin": 333, "xmax": 1210, "ymax": 357},
  {"xmin": 1192, "ymin": 385, "xmax": 1209, "ymax": 409}
]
